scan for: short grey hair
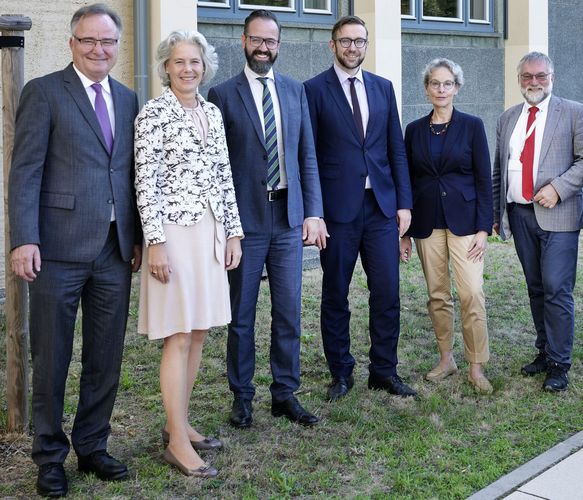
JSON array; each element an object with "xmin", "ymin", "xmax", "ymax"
[
  {"xmin": 517, "ymin": 51, "xmax": 554, "ymax": 75},
  {"xmin": 70, "ymin": 3, "xmax": 122, "ymax": 36},
  {"xmin": 156, "ymin": 31, "xmax": 218, "ymax": 87},
  {"xmin": 422, "ymin": 58, "xmax": 464, "ymax": 88}
]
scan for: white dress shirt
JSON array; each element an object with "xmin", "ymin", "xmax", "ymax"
[
  {"xmin": 333, "ymin": 63, "xmax": 371, "ymax": 189},
  {"xmin": 73, "ymin": 64, "xmax": 116, "ymax": 220},
  {"xmin": 244, "ymin": 64, "xmax": 287, "ymax": 190},
  {"xmin": 507, "ymin": 94, "xmax": 551, "ymax": 204}
]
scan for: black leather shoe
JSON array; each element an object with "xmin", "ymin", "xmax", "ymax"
[
  {"xmin": 521, "ymin": 351, "xmax": 548, "ymax": 376},
  {"xmin": 229, "ymin": 397, "xmax": 253, "ymax": 428},
  {"xmin": 271, "ymin": 396, "xmax": 319, "ymax": 426},
  {"xmin": 368, "ymin": 374, "xmax": 417, "ymax": 397},
  {"xmin": 543, "ymin": 363, "xmax": 569, "ymax": 392},
  {"xmin": 37, "ymin": 463, "xmax": 67, "ymax": 497},
  {"xmin": 77, "ymin": 451, "xmax": 128, "ymax": 481},
  {"xmin": 327, "ymin": 375, "xmax": 354, "ymax": 401}
]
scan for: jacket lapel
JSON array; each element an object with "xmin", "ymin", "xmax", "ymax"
[
  {"xmin": 325, "ymin": 67, "xmax": 362, "ymax": 144},
  {"xmin": 235, "ymin": 72, "xmax": 266, "ymax": 149},
  {"xmin": 63, "ymin": 63, "xmax": 111, "ymax": 154},
  {"xmin": 539, "ymin": 96, "xmax": 560, "ymax": 166},
  {"xmin": 439, "ymin": 107, "xmax": 462, "ymax": 170},
  {"xmin": 274, "ymin": 73, "xmax": 288, "ymax": 145}
]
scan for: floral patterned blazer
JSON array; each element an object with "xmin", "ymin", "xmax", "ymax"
[{"xmin": 134, "ymin": 88, "xmax": 243, "ymax": 246}]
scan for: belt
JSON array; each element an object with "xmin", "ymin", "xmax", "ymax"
[{"xmin": 267, "ymin": 188, "xmax": 288, "ymax": 201}]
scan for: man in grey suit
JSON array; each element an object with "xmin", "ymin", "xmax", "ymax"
[
  {"xmin": 493, "ymin": 51, "xmax": 583, "ymax": 392},
  {"xmin": 208, "ymin": 9, "xmax": 325, "ymax": 428},
  {"xmin": 9, "ymin": 4, "xmax": 141, "ymax": 496}
]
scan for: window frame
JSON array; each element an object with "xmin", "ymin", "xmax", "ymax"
[
  {"xmin": 401, "ymin": 0, "xmax": 494, "ymax": 32},
  {"xmin": 198, "ymin": 0, "xmax": 336, "ymax": 24}
]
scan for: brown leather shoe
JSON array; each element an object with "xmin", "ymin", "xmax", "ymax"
[
  {"xmin": 467, "ymin": 373, "xmax": 493, "ymax": 394},
  {"xmin": 425, "ymin": 359, "xmax": 458, "ymax": 381},
  {"xmin": 162, "ymin": 448, "xmax": 218, "ymax": 478},
  {"xmin": 161, "ymin": 429, "xmax": 223, "ymax": 451}
]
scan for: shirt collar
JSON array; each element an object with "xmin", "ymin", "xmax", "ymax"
[
  {"xmin": 72, "ymin": 64, "xmax": 111, "ymax": 94},
  {"xmin": 522, "ymin": 93, "xmax": 551, "ymax": 114},
  {"xmin": 244, "ymin": 64, "xmax": 275, "ymax": 84},
  {"xmin": 333, "ymin": 63, "xmax": 364, "ymax": 85}
]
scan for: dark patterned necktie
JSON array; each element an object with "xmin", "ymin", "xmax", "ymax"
[
  {"xmin": 257, "ymin": 77, "xmax": 280, "ymax": 189},
  {"xmin": 348, "ymin": 77, "xmax": 365, "ymax": 143},
  {"xmin": 91, "ymin": 83, "xmax": 113, "ymax": 153}
]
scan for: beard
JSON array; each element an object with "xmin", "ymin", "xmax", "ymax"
[
  {"xmin": 520, "ymin": 85, "xmax": 551, "ymax": 105},
  {"xmin": 335, "ymin": 50, "xmax": 365, "ymax": 72},
  {"xmin": 245, "ymin": 47, "xmax": 278, "ymax": 75}
]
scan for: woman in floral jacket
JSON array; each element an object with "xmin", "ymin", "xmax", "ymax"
[{"xmin": 134, "ymin": 30, "xmax": 243, "ymax": 478}]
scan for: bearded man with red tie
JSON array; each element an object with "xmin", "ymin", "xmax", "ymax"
[{"xmin": 493, "ymin": 51, "xmax": 583, "ymax": 392}]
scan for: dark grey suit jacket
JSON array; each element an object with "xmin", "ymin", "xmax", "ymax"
[
  {"xmin": 9, "ymin": 63, "xmax": 139, "ymax": 262},
  {"xmin": 208, "ymin": 71, "xmax": 323, "ymax": 233}
]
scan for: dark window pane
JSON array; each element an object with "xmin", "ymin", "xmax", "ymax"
[
  {"xmin": 470, "ymin": 0, "xmax": 487, "ymax": 20},
  {"xmin": 305, "ymin": 0, "xmax": 328, "ymax": 9},
  {"xmin": 241, "ymin": 0, "xmax": 292, "ymax": 7},
  {"xmin": 423, "ymin": 0, "xmax": 459, "ymax": 18},
  {"xmin": 401, "ymin": 0, "xmax": 413, "ymax": 16}
]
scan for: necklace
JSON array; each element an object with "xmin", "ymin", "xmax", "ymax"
[{"xmin": 429, "ymin": 120, "xmax": 450, "ymax": 135}]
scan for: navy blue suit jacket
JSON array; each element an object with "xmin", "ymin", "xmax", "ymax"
[
  {"xmin": 404, "ymin": 108, "xmax": 493, "ymax": 239},
  {"xmin": 208, "ymin": 71, "xmax": 323, "ymax": 233},
  {"xmin": 304, "ymin": 67, "xmax": 411, "ymax": 223}
]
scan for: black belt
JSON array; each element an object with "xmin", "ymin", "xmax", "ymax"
[{"xmin": 267, "ymin": 188, "xmax": 288, "ymax": 201}]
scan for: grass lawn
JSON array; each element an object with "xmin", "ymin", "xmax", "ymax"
[{"xmin": 1, "ymin": 235, "xmax": 582, "ymax": 499}]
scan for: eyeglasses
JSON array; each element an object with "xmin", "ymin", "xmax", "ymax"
[
  {"xmin": 520, "ymin": 72, "xmax": 552, "ymax": 82},
  {"xmin": 246, "ymin": 35, "xmax": 279, "ymax": 50},
  {"xmin": 73, "ymin": 36, "xmax": 118, "ymax": 48},
  {"xmin": 334, "ymin": 38, "xmax": 368, "ymax": 49},
  {"xmin": 428, "ymin": 80, "xmax": 456, "ymax": 90}
]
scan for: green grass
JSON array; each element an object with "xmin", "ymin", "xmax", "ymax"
[{"xmin": 1, "ymin": 236, "xmax": 582, "ymax": 498}]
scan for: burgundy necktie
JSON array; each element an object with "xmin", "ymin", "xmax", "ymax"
[
  {"xmin": 91, "ymin": 83, "xmax": 113, "ymax": 153},
  {"xmin": 520, "ymin": 106, "xmax": 539, "ymax": 201},
  {"xmin": 348, "ymin": 77, "xmax": 365, "ymax": 143}
]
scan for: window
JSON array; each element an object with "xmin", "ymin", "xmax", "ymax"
[
  {"xmin": 198, "ymin": 0, "xmax": 335, "ymax": 23},
  {"xmin": 401, "ymin": 0, "xmax": 493, "ymax": 32}
]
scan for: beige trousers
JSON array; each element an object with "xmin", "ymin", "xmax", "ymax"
[{"xmin": 415, "ymin": 229, "xmax": 489, "ymax": 363}]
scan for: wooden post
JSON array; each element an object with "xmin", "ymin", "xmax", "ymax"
[{"xmin": 1, "ymin": 14, "xmax": 32, "ymax": 432}]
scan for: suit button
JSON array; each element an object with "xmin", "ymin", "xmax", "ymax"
[
  {"xmin": 110, "ymin": 168, "xmax": 114, "ymax": 173},
  {"xmin": 107, "ymin": 199, "xmax": 113, "ymax": 204},
  {"xmin": 261, "ymin": 180, "xmax": 267, "ymax": 186},
  {"xmin": 441, "ymin": 191, "xmax": 447, "ymax": 197},
  {"xmin": 263, "ymin": 155, "xmax": 268, "ymax": 160}
]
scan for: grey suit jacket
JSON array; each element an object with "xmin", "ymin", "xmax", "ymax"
[
  {"xmin": 9, "ymin": 63, "xmax": 140, "ymax": 262},
  {"xmin": 493, "ymin": 95, "xmax": 583, "ymax": 239},
  {"xmin": 208, "ymin": 71, "xmax": 323, "ymax": 233}
]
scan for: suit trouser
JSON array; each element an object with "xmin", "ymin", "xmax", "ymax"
[
  {"xmin": 227, "ymin": 197, "xmax": 303, "ymax": 403},
  {"xmin": 28, "ymin": 224, "xmax": 132, "ymax": 465},
  {"xmin": 320, "ymin": 190, "xmax": 400, "ymax": 379},
  {"xmin": 508, "ymin": 203, "xmax": 578, "ymax": 368},
  {"xmin": 415, "ymin": 229, "xmax": 489, "ymax": 364}
]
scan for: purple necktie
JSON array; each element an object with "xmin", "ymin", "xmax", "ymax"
[
  {"xmin": 91, "ymin": 83, "xmax": 113, "ymax": 153},
  {"xmin": 348, "ymin": 77, "xmax": 365, "ymax": 143}
]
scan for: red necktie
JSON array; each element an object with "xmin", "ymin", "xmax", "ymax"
[{"xmin": 520, "ymin": 106, "xmax": 539, "ymax": 201}]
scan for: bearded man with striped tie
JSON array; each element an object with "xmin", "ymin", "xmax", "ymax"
[
  {"xmin": 493, "ymin": 52, "xmax": 583, "ymax": 392},
  {"xmin": 208, "ymin": 9, "xmax": 326, "ymax": 428}
]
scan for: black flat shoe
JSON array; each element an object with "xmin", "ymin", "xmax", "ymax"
[
  {"xmin": 77, "ymin": 451, "xmax": 128, "ymax": 481},
  {"xmin": 368, "ymin": 374, "xmax": 417, "ymax": 397},
  {"xmin": 543, "ymin": 363, "xmax": 569, "ymax": 392},
  {"xmin": 521, "ymin": 351, "xmax": 548, "ymax": 376},
  {"xmin": 271, "ymin": 396, "xmax": 319, "ymax": 426},
  {"xmin": 37, "ymin": 463, "xmax": 67, "ymax": 498},
  {"xmin": 327, "ymin": 375, "xmax": 354, "ymax": 401},
  {"xmin": 229, "ymin": 397, "xmax": 253, "ymax": 428}
]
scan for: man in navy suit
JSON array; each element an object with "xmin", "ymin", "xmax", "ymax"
[
  {"xmin": 9, "ymin": 4, "xmax": 141, "ymax": 497},
  {"xmin": 208, "ymin": 9, "xmax": 325, "ymax": 427},
  {"xmin": 304, "ymin": 15, "xmax": 416, "ymax": 400}
]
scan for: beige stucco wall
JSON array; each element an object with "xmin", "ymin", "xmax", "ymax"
[{"xmin": 0, "ymin": 1, "xmax": 134, "ymax": 287}]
